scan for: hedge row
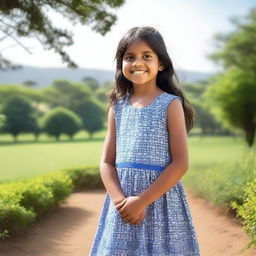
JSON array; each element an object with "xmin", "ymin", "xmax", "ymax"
[
  {"xmin": 231, "ymin": 179, "xmax": 256, "ymax": 248},
  {"xmin": 0, "ymin": 166, "xmax": 103, "ymax": 239}
]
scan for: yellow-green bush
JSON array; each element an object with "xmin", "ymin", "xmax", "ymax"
[
  {"xmin": 19, "ymin": 182, "xmax": 55, "ymax": 215},
  {"xmin": 0, "ymin": 166, "xmax": 102, "ymax": 239},
  {"xmin": 0, "ymin": 183, "xmax": 35, "ymax": 238},
  {"xmin": 63, "ymin": 166, "xmax": 104, "ymax": 189},
  {"xmin": 35, "ymin": 171, "xmax": 74, "ymax": 204},
  {"xmin": 184, "ymin": 148, "xmax": 256, "ymax": 207},
  {"xmin": 0, "ymin": 202, "xmax": 35, "ymax": 239},
  {"xmin": 231, "ymin": 180, "xmax": 256, "ymax": 248}
]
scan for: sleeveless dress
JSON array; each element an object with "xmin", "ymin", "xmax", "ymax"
[{"xmin": 89, "ymin": 92, "xmax": 201, "ymax": 256}]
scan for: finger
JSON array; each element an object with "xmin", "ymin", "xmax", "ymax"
[
  {"xmin": 120, "ymin": 212, "xmax": 128, "ymax": 218},
  {"xmin": 122, "ymin": 213, "xmax": 132, "ymax": 220},
  {"xmin": 118, "ymin": 203, "xmax": 129, "ymax": 214},
  {"xmin": 116, "ymin": 204, "xmax": 126, "ymax": 213},
  {"xmin": 123, "ymin": 215, "xmax": 133, "ymax": 223},
  {"xmin": 123, "ymin": 212, "xmax": 140, "ymax": 223},
  {"xmin": 128, "ymin": 217, "xmax": 138, "ymax": 225},
  {"xmin": 115, "ymin": 201, "xmax": 126, "ymax": 210},
  {"xmin": 115, "ymin": 199, "xmax": 127, "ymax": 210},
  {"xmin": 114, "ymin": 198, "xmax": 126, "ymax": 206},
  {"xmin": 141, "ymin": 211, "xmax": 146, "ymax": 219},
  {"xmin": 134, "ymin": 214, "xmax": 143, "ymax": 224},
  {"xmin": 133, "ymin": 217, "xmax": 141, "ymax": 224},
  {"xmin": 132, "ymin": 217, "xmax": 141, "ymax": 225},
  {"xmin": 128, "ymin": 213, "xmax": 142, "ymax": 225},
  {"xmin": 135, "ymin": 218, "xmax": 143, "ymax": 225},
  {"xmin": 116, "ymin": 198, "xmax": 127, "ymax": 206},
  {"xmin": 136, "ymin": 212, "xmax": 146, "ymax": 225},
  {"xmin": 119, "ymin": 207, "xmax": 128, "ymax": 215}
]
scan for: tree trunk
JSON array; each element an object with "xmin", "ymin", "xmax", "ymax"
[
  {"xmin": 245, "ymin": 124, "xmax": 255, "ymax": 147},
  {"xmin": 13, "ymin": 134, "xmax": 18, "ymax": 142}
]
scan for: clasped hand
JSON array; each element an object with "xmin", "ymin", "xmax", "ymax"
[{"xmin": 114, "ymin": 196, "xmax": 147, "ymax": 225}]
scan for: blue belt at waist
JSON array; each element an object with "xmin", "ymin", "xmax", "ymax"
[{"xmin": 115, "ymin": 162, "xmax": 166, "ymax": 172}]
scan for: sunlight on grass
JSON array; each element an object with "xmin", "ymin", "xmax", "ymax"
[{"xmin": 0, "ymin": 132, "xmax": 254, "ymax": 184}]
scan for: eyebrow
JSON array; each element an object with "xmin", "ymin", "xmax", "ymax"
[{"xmin": 124, "ymin": 50, "xmax": 154, "ymax": 55}]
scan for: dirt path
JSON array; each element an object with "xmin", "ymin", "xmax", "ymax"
[{"xmin": 0, "ymin": 187, "xmax": 255, "ymax": 256}]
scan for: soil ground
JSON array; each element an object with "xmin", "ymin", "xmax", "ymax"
[{"xmin": 0, "ymin": 188, "xmax": 255, "ymax": 256}]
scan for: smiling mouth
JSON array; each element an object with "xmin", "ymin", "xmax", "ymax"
[{"xmin": 130, "ymin": 70, "xmax": 147, "ymax": 75}]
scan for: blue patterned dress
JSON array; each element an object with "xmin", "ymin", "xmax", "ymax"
[{"xmin": 89, "ymin": 92, "xmax": 201, "ymax": 256}]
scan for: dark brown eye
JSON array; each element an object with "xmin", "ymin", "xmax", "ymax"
[
  {"xmin": 124, "ymin": 56, "xmax": 134, "ymax": 61},
  {"xmin": 144, "ymin": 55, "xmax": 152, "ymax": 59}
]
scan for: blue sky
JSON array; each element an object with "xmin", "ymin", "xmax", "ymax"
[{"xmin": 1, "ymin": 0, "xmax": 255, "ymax": 72}]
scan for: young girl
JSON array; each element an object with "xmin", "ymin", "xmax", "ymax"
[{"xmin": 89, "ymin": 26, "xmax": 201, "ymax": 256}]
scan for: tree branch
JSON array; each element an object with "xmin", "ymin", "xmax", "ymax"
[{"xmin": 0, "ymin": 27, "xmax": 32, "ymax": 54}]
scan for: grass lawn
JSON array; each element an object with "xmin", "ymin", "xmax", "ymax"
[
  {"xmin": 0, "ymin": 131, "xmax": 105, "ymax": 183},
  {"xmin": 0, "ymin": 130, "xmax": 252, "ymax": 184},
  {"xmin": 187, "ymin": 135, "xmax": 250, "ymax": 168}
]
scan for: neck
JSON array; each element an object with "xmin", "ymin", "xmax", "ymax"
[{"xmin": 131, "ymin": 85, "xmax": 163, "ymax": 98}]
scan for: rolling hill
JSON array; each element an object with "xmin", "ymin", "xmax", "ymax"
[{"xmin": 0, "ymin": 66, "xmax": 213, "ymax": 87}]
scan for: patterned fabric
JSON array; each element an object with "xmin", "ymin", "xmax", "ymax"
[{"xmin": 89, "ymin": 92, "xmax": 201, "ymax": 256}]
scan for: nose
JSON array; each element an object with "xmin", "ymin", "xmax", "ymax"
[{"xmin": 132, "ymin": 57, "xmax": 144, "ymax": 66}]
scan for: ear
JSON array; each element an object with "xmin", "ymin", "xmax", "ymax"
[{"xmin": 158, "ymin": 63, "xmax": 164, "ymax": 71}]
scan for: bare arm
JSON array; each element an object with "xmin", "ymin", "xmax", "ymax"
[
  {"xmin": 138, "ymin": 98, "xmax": 189, "ymax": 207},
  {"xmin": 100, "ymin": 105, "xmax": 126, "ymax": 205}
]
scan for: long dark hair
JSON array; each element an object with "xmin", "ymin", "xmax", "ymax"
[{"xmin": 108, "ymin": 26, "xmax": 195, "ymax": 133}]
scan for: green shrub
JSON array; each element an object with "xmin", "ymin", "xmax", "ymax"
[
  {"xmin": 63, "ymin": 166, "xmax": 104, "ymax": 190},
  {"xmin": 0, "ymin": 183, "xmax": 24, "ymax": 204},
  {"xmin": 36, "ymin": 171, "xmax": 74, "ymax": 204},
  {"xmin": 0, "ymin": 202, "xmax": 35, "ymax": 238},
  {"xmin": 0, "ymin": 166, "xmax": 102, "ymax": 238},
  {"xmin": 184, "ymin": 148, "xmax": 256, "ymax": 208},
  {"xmin": 19, "ymin": 181, "xmax": 54, "ymax": 215},
  {"xmin": 214, "ymin": 149, "xmax": 256, "ymax": 207},
  {"xmin": 231, "ymin": 180, "xmax": 256, "ymax": 248},
  {"xmin": 0, "ymin": 183, "xmax": 35, "ymax": 238}
]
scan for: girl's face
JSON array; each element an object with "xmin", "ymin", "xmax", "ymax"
[{"xmin": 122, "ymin": 39, "xmax": 163, "ymax": 87}]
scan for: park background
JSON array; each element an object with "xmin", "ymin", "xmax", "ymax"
[{"xmin": 0, "ymin": 0, "xmax": 256, "ymax": 254}]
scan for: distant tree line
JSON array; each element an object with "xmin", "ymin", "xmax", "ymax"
[
  {"xmin": 0, "ymin": 78, "xmax": 113, "ymax": 141},
  {"xmin": 0, "ymin": 75, "xmax": 237, "ymax": 143}
]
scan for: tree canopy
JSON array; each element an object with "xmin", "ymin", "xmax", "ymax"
[
  {"xmin": 204, "ymin": 68, "xmax": 256, "ymax": 146},
  {"xmin": 206, "ymin": 7, "xmax": 256, "ymax": 146},
  {"xmin": 43, "ymin": 80, "xmax": 91, "ymax": 110},
  {"xmin": 75, "ymin": 98, "xmax": 105, "ymax": 138},
  {"xmin": 0, "ymin": 114, "xmax": 6, "ymax": 128},
  {"xmin": 1, "ymin": 95, "xmax": 38, "ymax": 141},
  {"xmin": 0, "ymin": 0, "xmax": 125, "ymax": 69},
  {"xmin": 209, "ymin": 7, "xmax": 256, "ymax": 73},
  {"xmin": 41, "ymin": 106, "xmax": 82, "ymax": 140}
]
